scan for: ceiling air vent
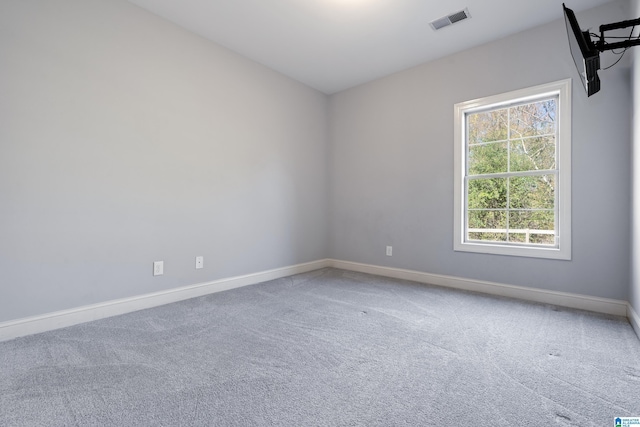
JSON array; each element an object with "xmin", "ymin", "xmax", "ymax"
[{"xmin": 429, "ymin": 8, "xmax": 471, "ymax": 31}]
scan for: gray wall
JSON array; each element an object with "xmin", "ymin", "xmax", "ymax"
[
  {"xmin": 1, "ymin": 0, "xmax": 635, "ymax": 326},
  {"xmin": 328, "ymin": 1, "xmax": 631, "ymax": 300},
  {"xmin": 0, "ymin": 0, "xmax": 328, "ymax": 322},
  {"xmin": 632, "ymin": 0, "xmax": 640, "ymax": 317}
]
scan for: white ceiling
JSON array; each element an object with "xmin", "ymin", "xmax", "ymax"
[{"xmin": 127, "ymin": 0, "xmax": 614, "ymax": 94}]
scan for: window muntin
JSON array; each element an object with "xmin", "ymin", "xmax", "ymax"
[{"xmin": 453, "ymin": 80, "xmax": 571, "ymax": 260}]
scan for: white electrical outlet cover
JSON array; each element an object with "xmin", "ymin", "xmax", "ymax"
[
  {"xmin": 153, "ymin": 261, "xmax": 164, "ymax": 276},
  {"xmin": 195, "ymin": 256, "xmax": 204, "ymax": 269}
]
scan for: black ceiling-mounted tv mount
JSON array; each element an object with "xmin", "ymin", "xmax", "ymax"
[{"xmin": 563, "ymin": 3, "xmax": 640, "ymax": 97}]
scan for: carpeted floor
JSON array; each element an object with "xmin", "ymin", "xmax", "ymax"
[{"xmin": 1, "ymin": 268, "xmax": 639, "ymax": 426}]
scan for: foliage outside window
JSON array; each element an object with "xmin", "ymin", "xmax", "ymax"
[{"xmin": 453, "ymin": 80, "xmax": 571, "ymax": 260}]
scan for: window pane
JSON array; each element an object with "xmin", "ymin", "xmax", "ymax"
[
  {"xmin": 468, "ymin": 231, "xmax": 508, "ymax": 242},
  {"xmin": 508, "ymin": 210, "xmax": 555, "ymax": 245},
  {"xmin": 509, "ymin": 175, "xmax": 555, "ymax": 209},
  {"xmin": 509, "ymin": 209, "xmax": 554, "ymax": 230},
  {"xmin": 509, "ymin": 137, "xmax": 556, "ymax": 172},
  {"xmin": 528, "ymin": 233, "xmax": 556, "ymax": 245},
  {"xmin": 508, "ymin": 232, "xmax": 555, "ymax": 244},
  {"xmin": 467, "ymin": 109, "xmax": 508, "ymax": 144},
  {"xmin": 468, "ymin": 142, "xmax": 508, "ymax": 175},
  {"xmin": 468, "ymin": 210, "xmax": 507, "ymax": 242},
  {"xmin": 509, "ymin": 99, "xmax": 556, "ymax": 138},
  {"xmin": 468, "ymin": 178, "xmax": 507, "ymax": 209}
]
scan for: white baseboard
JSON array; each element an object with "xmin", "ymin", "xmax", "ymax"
[
  {"xmin": 0, "ymin": 259, "xmax": 331, "ymax": 343},
  {"xmin": 629, "ymin": 304, "xmax": 640, "ymax": 340},
  {"xmin": 328, "ymin": 259, "xmax": 629, "ymax": 318},
  {"xmin": 1, "ymin": 258, "xmax": 634, "ymax": 343}
]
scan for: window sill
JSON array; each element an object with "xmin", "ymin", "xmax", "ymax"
[{"xmin": 454, "ymin": 241, "xmax": 571, "ymax": 260}]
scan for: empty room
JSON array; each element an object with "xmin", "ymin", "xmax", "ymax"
[{"xmin": 1, "ymin": 0, "xmax": 640, "ymax": 425}]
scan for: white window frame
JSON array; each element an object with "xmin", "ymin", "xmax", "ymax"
[{"xmin": 453, "ymin": 79, "xmax": 571, "ymax": 260}]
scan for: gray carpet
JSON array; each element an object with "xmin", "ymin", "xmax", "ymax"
[{"xmin": 1, "ymin": 268, "xmax": 639, "ymax": 426}]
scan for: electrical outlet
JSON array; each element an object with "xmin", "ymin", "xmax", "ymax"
[
  {"xmin": 386, "ymin": 246, "xmax": 393, "ymax": 256},
  {"xmin": 153, "ymin": 261, "xmax": 164, "ymax": 276},
  {"xmin": 195, "ymin": 256, "xmax": 204, "ymax": 269}
]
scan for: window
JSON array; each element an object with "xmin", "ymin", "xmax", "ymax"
[{"xmin": 453, "ymin": 80, "xmax": 571, "ymax": 260}]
